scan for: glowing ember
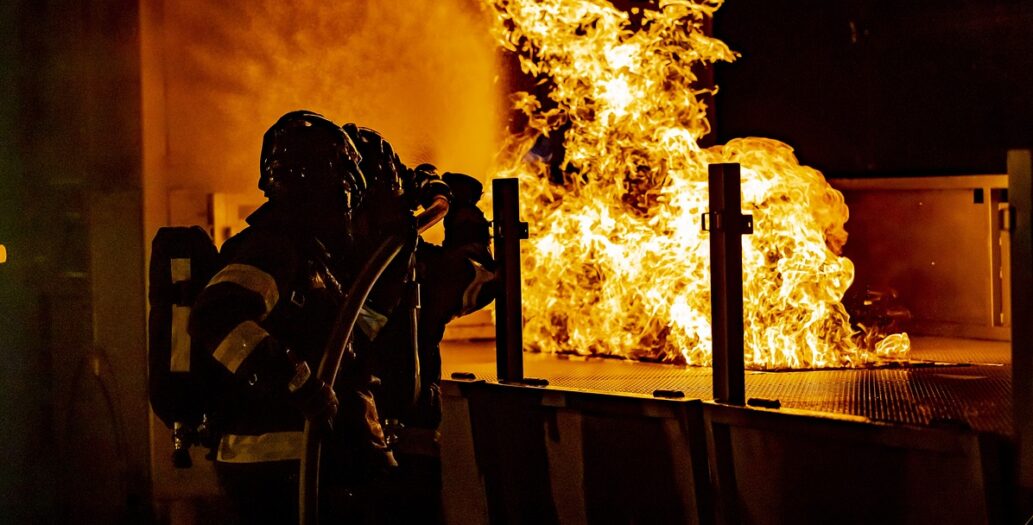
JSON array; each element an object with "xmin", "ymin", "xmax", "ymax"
[{"xmin": 483, "ymin": 0, "xmax": 909, "ymax": 368}]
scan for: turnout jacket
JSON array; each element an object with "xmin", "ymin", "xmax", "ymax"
[{"xmin": 189, "ymin": 203, "xmax": 391, "ymax": 467}]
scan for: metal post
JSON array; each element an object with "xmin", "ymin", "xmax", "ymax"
[
  {"xmin": 705, "ymin": 163, "xmax": 752, "ymax": 405},
  {"xmin": 1009, "ymin": 149, "xmax": 1033, "ymax": 514},
  {"xmin": 493, "ymin": 178, "xmax": 528, "ymax": 382}
]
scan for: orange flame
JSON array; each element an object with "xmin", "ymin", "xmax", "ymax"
[{"xmin": 484, "ymin": 0, "xmax": 910, "ymax": 368}]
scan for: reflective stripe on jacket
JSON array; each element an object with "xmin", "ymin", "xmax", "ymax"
[{"xmin": 216, "ymin": 431, "xmax": 305, "ymax": 463}]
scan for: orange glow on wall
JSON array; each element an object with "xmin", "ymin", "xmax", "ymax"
[{"xmin": 151, "ymin": 0, "xmax": 503, "ymax": 198}]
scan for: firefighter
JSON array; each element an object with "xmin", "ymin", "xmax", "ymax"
[
  {"xmin": 370, "ymin": 171, "xmax": 497, "ymax": 524},
  {"xmin": 188, "ymin": 110, "xmax": 448, "ymax": 523},
  {"xmin": 334, "ymin": 124, "xmax": 497, "ymax": 523}
]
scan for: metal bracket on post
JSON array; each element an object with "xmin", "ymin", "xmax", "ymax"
[
  {"xmin": 493, "ymin": 178, "xmax": 529, "ymax": 383},
  {"xmin": 706, "ymin": 163, "xmax": 751, "ymax": 406}
]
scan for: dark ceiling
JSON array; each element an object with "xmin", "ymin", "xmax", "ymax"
[{"xmin": 714, "ymin": 0, "xmax": 1033, "ymax": 177}]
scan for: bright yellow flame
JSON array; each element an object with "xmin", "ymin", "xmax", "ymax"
[
  {"xmin": 484, "ymin": 0, "xmax": 910, "ymax": 368},
  {"xmin": 0, "ymin": 244, "xmax": 6, "ymax": 264}
]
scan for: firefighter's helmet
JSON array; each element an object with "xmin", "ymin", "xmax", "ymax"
[{"xmin": 259, "ymin": 110, "xmax": 366, "ymax": 210}]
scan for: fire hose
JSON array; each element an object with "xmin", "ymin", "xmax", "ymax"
[{"xmin": 299, "ymin": 195, "xmax": 450, "ymax": 525}]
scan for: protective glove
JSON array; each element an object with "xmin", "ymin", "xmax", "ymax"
[
  {"xmin": 288, "ymin": 361, "xmax": 339, "ymax": 430},
  {"xmin": 441, "ymin": 173, "xmax": 490, "ymax": 248},
  {"xmin": 413, "ymin": 163, "xmax": 453, "ymax": 209},
  {"xmin": 320, "ymin": 380, "xmax": 398, "ymax": 487}
]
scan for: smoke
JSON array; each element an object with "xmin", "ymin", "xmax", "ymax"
[{"xmin": 160, "ymin": 0, "xmax": 502, "ymax": 194}]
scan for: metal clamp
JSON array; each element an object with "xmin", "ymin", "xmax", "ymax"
[
  {"xmin": 701, "ymin": 211, "xmax": 754, "ymax": 234},
  {"xmin": 493, "ymin": 220, "xmax": 530, "ymax": 240}
]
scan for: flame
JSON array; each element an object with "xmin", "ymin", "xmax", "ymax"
[{"xmin": 484, "ymin": 0, "xmax": 910, "ymax": 368}]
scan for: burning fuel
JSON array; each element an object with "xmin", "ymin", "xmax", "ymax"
[{"xmin": 483, "ymin": 0, "xmax": 910, "ymax": 368}]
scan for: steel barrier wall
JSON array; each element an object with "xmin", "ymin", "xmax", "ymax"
[
  {"xmin": 441, "ymin": 380, "xmax": 1010, "ymax": 524},
  {"xmin": 441, "ymin": 381, "xmax": 711, "ymax": 525},
  {"xmin": 703, "ymin": 404, "xmax": 1007, "ymax": 525}
]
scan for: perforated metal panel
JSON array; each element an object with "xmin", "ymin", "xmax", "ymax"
[{"xmin": 442, "ymin": 336, "xmax": 1012, "ymax": 435}]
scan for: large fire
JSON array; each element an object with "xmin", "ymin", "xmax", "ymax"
[{"xmin": 483, "ymin": 0, "xmax": 910, "ymax": 368}]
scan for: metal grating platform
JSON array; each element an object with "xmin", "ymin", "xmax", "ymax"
[{"xmin": 441, "ymin": 336, "xmax": 1012, "ymax": 435}]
